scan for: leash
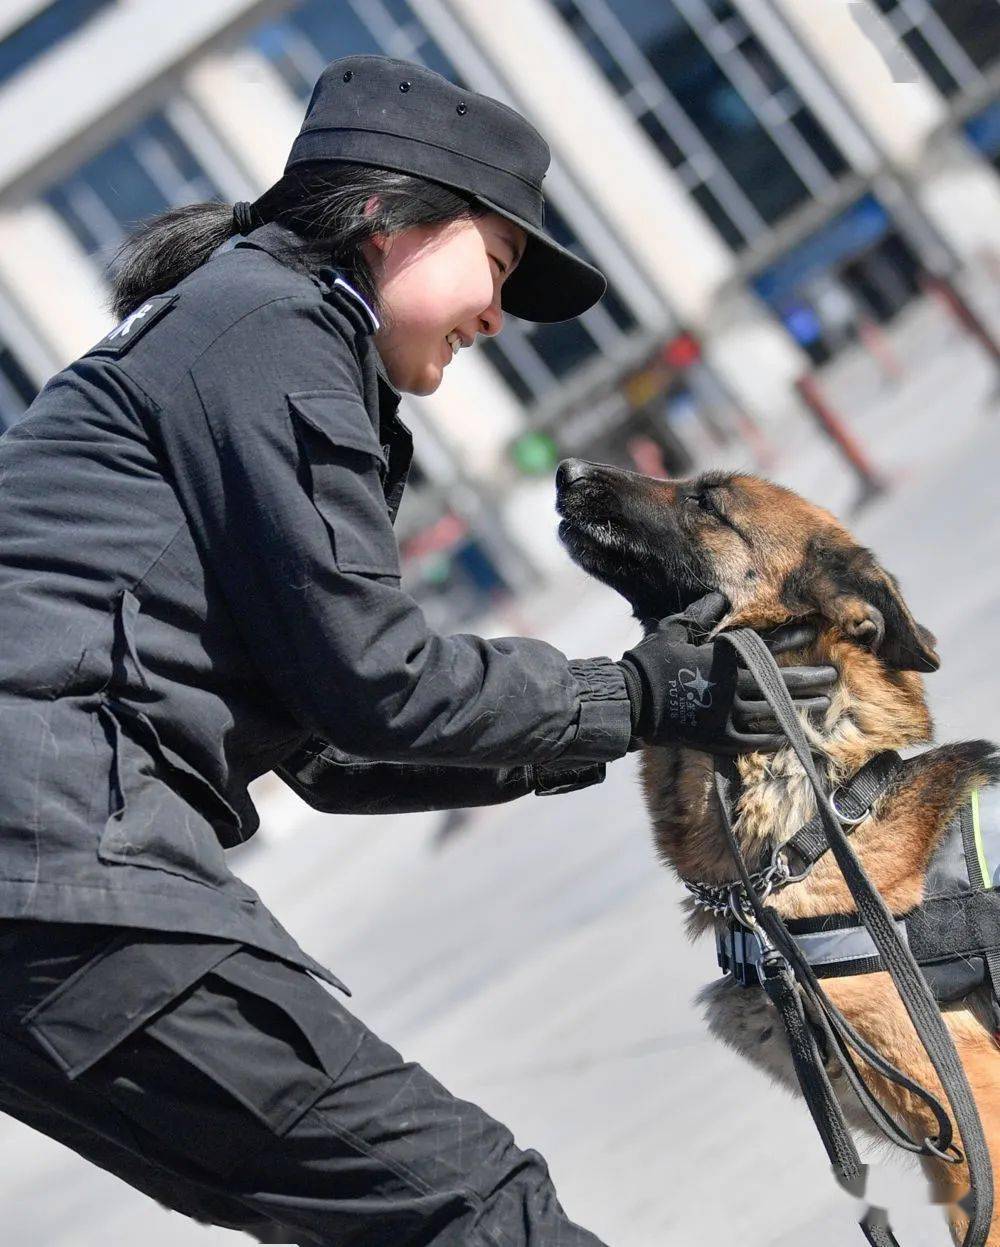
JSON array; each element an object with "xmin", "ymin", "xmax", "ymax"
[{"xmin": 711, "ymin": 628, "xmax": 993, "ymax": 1247}]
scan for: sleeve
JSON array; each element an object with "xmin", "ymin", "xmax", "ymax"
[
  {"xmin": 156, "ymin": 294, "xmax": 632, "ymax": 767},
  {"xmin": 275, "ymin": 738, "xmax": 607, "ymax": 814}
]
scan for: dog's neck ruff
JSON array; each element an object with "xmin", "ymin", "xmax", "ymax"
[{"xmin": 684, "ymin": 750, "xmax": 902, "ymax": 930}]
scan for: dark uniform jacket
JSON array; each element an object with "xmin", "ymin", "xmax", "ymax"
[{"xmin": 0, "ymin": 223, "xmax": 632, "ymax": 983}]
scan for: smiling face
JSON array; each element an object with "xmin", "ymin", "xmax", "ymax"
[
  {"xmin": 364, "ymin": 211, "xmax": 525, "ymax": 396},
  {"xmin": 555, "ymin": 459, "xmax": 939, "ymax": 672}
]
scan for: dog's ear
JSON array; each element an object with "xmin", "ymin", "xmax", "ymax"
[{"xmin": 791, "ymin": 539, "xmax": 940, "ymax": 673}]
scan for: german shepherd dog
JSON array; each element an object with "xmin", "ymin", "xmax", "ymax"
[{"xmin": 555, "ymin": 459, "xmax": 1000, "ymax": 1243}]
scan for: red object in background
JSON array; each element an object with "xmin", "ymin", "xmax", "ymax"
[
  {"xmin": 794, "ymin": 373, "xmax": 887, "ymax": 506},
  {"xmin": 400, "ymin": 512, "xmax": 468, "ymax": 561},
  {"xmin": 920, "ymin": 273, "xmax": 1000, "ymax": 369},
  {"xmin": 661, "ymin": 333, "xmax": 702, "ymax": 370}
]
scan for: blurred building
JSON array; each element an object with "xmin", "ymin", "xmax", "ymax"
[{"xmin": 0, "ymin": 0, "xmax": 998, "ymax": 619}]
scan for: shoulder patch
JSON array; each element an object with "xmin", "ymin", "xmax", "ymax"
[{"xmin": 88, "ymin": 294, "xmax": 179, "ymax": 357}]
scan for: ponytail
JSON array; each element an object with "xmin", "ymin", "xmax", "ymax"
[
  {"xmin": 109, "ymin": 201, "xmax": 238, "ymax": 321},
  {"xmin": 109, "ymin": 164, "xmax": 487, "ymax": 322}
]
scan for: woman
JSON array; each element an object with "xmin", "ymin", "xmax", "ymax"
[{"xmin": 0, "ymin": 56, "xmax": 833, "ymax": 1245}]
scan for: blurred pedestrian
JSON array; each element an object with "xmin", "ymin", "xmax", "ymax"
[{"xmin": 0, "ymin": 55, "xmax": 833, "ymax": 1246}]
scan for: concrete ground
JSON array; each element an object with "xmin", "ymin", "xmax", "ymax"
[{"xmin": 2, "ymin": 288, "xmax": 999, "ymax": 1246}]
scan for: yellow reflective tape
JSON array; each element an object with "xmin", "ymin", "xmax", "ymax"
[{"xmin": 972, "ymin": 788, "xmax": 991, "ymax": 889}]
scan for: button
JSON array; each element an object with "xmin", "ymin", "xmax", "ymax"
[
  {"xmin": 456, "ymin": 102, "xmax": 468, "ymax": 115},
  {"xmin": 343, "ymin": 70, "xmax": 353, "ymax": 82},
  {"xmin": 399, "ymin": 81, "xmax": 411, "ymax": 92}
]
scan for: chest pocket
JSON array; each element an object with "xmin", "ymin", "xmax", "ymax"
[{"xmin": 289, "ymin": 391, "xmax": 400, "ymax": 578}]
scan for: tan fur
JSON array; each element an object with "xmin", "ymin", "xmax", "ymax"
[{"xmin": 579, "ymin": 472, "xmax": 1000, "ymax": 1240}]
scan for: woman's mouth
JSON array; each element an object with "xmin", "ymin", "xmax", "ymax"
[{"xmin": 444, "ymin": 330, "xmax": 469, "ymax": 362}]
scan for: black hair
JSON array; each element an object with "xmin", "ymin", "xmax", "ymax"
[{"xmin": 109, "ymin": 162, "xmax": 488, "ymax": 322}]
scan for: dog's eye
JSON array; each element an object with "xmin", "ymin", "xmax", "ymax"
[{"xmin": 686, "ymin": 490, "xmax": 718, "ymax": 517}]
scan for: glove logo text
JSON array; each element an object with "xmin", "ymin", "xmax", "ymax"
[{"xmin": 678, "ymin": 666, "xmax": 715, "ymax": 709}]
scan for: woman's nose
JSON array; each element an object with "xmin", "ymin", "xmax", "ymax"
[{"xmin": 477, "ymin": 296, "xmax": 503, "ymax": 338}]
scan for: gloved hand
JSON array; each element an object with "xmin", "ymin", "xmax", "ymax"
[{"xmin": 617, "ymin": 592, "xmax": 837, "ymax": 753}]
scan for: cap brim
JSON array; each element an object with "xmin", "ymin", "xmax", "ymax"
[{"xmin": 473, "ymin": 195, "xmax": 607, "ymax": 324}]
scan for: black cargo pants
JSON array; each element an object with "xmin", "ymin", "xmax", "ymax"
[{"xmin": 0, "ymin": 921, "xmax": 607, "ymax": 1246}]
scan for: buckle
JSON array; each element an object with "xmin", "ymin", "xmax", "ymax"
[{"xmin": 717, "ymin": 925, "xmax": 774, "ymax": 988}]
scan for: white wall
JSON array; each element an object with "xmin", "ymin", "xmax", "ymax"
[
  {"xmin": 184, "ymin": 45, "xmax": 302, "ymax": 191},
  {"xmin": 0, "ymin": 0, "xmax": 269, "ymax": 197},
  {"xmin": 0, "ymin": 202, "xmax": 111, "ymax": 364},
  {"xmin": 916, "ymin": 141, "xmax": 1000, "ymax": 263},
  {"xmin": 763, "ymin": 0, "xmax": 945, "ymax": 171}
]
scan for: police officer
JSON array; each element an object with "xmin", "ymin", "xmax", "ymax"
[{"xmin": 0, "ymin": 56, "xmax": 834, "ymax": 1245}]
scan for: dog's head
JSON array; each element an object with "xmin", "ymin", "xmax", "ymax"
[{"xmin": 555, "ymin": 460, "xmax": 938, "ymax": 674}]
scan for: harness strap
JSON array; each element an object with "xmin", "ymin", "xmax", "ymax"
[
  {"xmin": 784, "ymin": 751, "xmax": 903, "ymax": 871},
  {"xmin": 780, "ymin": 793, "xmax": 1000, "ymax": 983},
  {"xmin": 688, "ymin": 751, "xmax": 902, "ymax": 921},
  {"xmin": 960, "ymin": 789, "xmax": 1000, "ymax": 1036},
  {"xmin": 714, "ymin": 629, "xmax": 993, "ymax": 1247}
]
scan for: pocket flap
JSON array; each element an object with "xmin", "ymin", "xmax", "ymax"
[
  {"xmin": 147, "ymin": 948, "xmax": 361, "ymax": 1136},
  {"xmin": 23, "ymin": 933, "xmax": 240, "ymax": 1079},
  {"xmin": 288, "ymin": 391, "xmax": 387, "ymax": 466},
  {"xmin": 288, "ymin": 391, "xmax": 399, "ymax": 578}
]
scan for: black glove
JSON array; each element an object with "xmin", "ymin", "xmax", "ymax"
[{"xmin": 617, "ymin": 592, "xmax": 837, "ymax": 753}]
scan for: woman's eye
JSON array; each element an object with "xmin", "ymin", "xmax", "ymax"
[{"xmin": 491, "ymin": 256, "xmax": 507, "ymax": 276}]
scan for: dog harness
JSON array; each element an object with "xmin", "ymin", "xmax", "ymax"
[
  {"xmin": 700, "ymin": 629, "xmax": 995, "ymax": 1247},
  {"xmin": 783, "ymin": 784, "xmax": 1000, "ymax": 1014},
  {"xmin": 712, "ymin": 769, "xmax": 1000, "ymax": 1023}
]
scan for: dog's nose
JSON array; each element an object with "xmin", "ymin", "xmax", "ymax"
[{"xmin": 556, "ymin": 459, "xmax": 593, "ymax": 490}]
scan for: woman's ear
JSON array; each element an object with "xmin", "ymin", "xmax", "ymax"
[
  {"xmin": 796, "ymin": 538, "xmax": 940, "ymax": 672},
  {"xmin": 362, "ymin": 195, "xmax": 388, "ymax": 255}
]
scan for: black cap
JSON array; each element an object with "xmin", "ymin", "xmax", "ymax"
[{"xmin": 284, "ymin": 55, "xmax": 607, "ymax": 324}]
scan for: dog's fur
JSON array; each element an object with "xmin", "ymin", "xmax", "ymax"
[{"xmin": 556, "ymin": 461, "xmax": 1000, "ymax": 1243}]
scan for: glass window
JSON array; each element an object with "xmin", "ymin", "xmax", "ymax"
[
  {"xmin": 552, "ymin": 0, "xmax": 848, "ymax": 246},
  {"xmin": 45, "ymin": 112, "xmax": 222, "ymax": 273},
  {"xmin": 0, "ymin": 0, "xmax": 113, "ymax": 88},
  {"xmin": 252, "ymin": 0, "xmax": 469, "ymax": 102},
  {"xmin": 931, "ymin": 0, "xmax": 1000, "ymax": 73},
  {"xmin": 0, "ymin": 338, "xmax": 36, "ymax": 431},
  {"xmin": 871, "ymin": 0, "xmax": 998, "ymax": 97}
]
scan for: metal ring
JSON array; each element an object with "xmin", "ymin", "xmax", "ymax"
[
  {"xmin": 922, "ymin": 1136, "xmax": 964, "ymax": 1165},
  {"xmin": 828, "ymin": 786, "xmax": 870, "ymax": 827},
  {"xmin": 778, "ymin": 849, "xmax": 814, "ymax": 885}
]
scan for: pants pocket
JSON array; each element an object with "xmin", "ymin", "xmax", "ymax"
[
  {"xmin": 144, "ymin": 949, "xmax": 366, "ymax": 1138},
  {"xmin": 22, "ymin": 930, "xmax": 241, "ymax": 1078},
  {"xmin": 69, "ymin": 947, "xmax": 367, "ymax": 1179}
]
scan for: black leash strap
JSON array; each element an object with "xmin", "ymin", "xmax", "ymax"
[
  {"xmin": 715, "ymin": 628, "xmax": 993, "ymax": 1247},
  {"xmin": 717, "ymin": 760, "xmax": 911, "ymax": 1247}
]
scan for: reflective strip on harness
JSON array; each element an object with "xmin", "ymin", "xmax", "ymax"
[
  {"xmin": 973, "ymin": 786, "xmax": 1000, "ymax": 889},
  {"xmin": 769, "ymin": 787, "xmax": 1000, "ymax": 989},
  {"xmin": 792, "ymin": 920, "xmax": 910, "ymax": 969},
  {"xmin": 972, "ymin": 789, "xmax": 991, "ymax": 889}
]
